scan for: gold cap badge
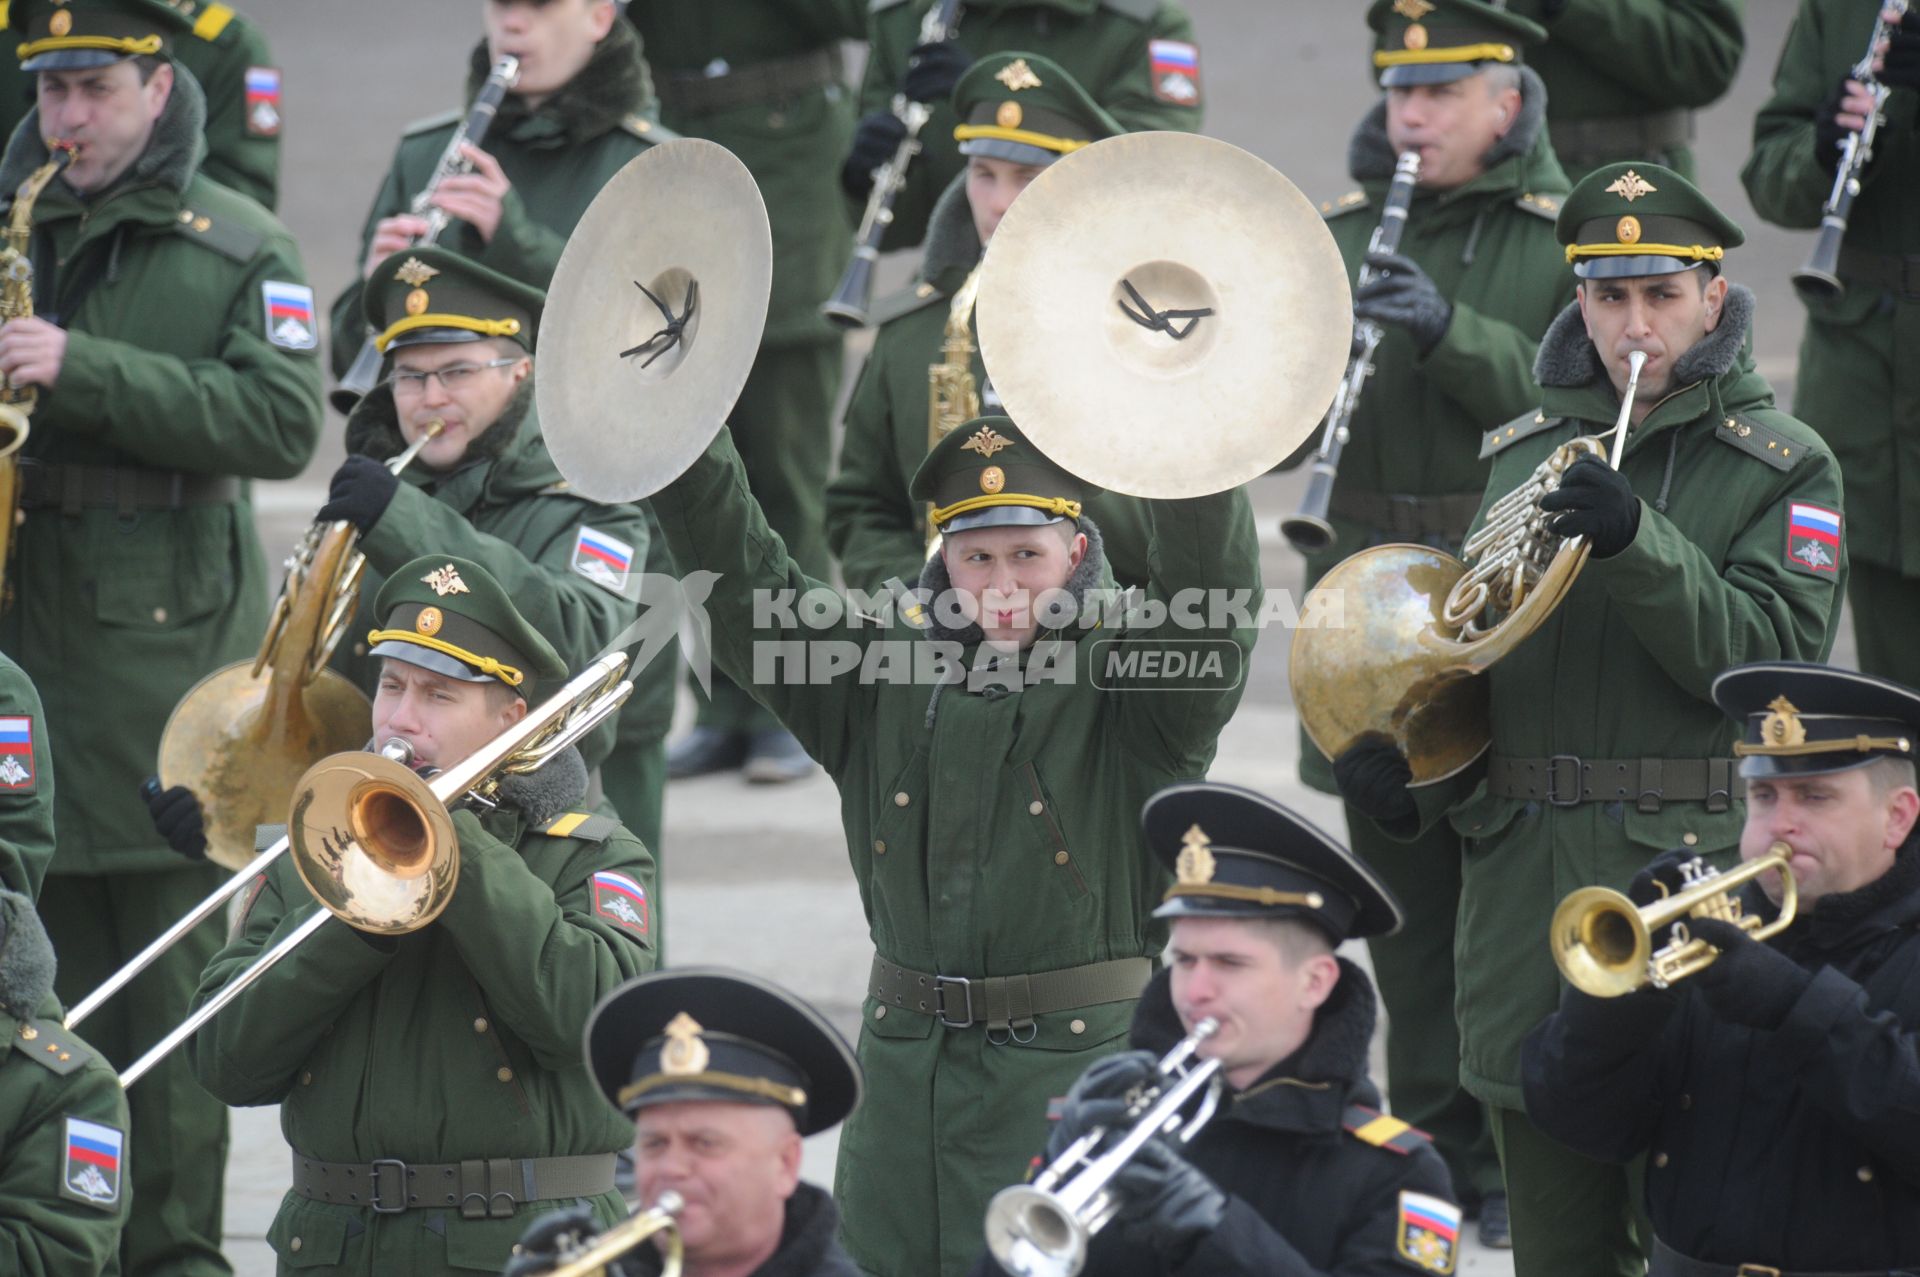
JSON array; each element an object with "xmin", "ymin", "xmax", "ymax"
[
  {"xmin": 1176, "ymin": 824, "xmax": 1217, "ymax": 886},
  {"xmin": 996, "ymin": 101, "xmax": 1023, "ymax": 129},
  {"xmin": 995, "ymin": 58, "xmax": 1042, "ymax": 92},
  {"xmin": 1605, "ymin": 170, "xmax": 1657, "ymax": 203},
  {"xmin": 394, "ymin": 257, "xmax": 440, "ymax": 287},
  {"xmin": 962, "ymin": 426, "xmax": 1011, "ymax": 458},
  {"xmin": 421, "ymin": 564, "xmax": 470, "ymax": 597},
  {"xmin": 1616, "ymin": 215, "xmax": 1641, "ymax": 244},
  {"xmin": 415, "ymin": 606, "xmax": 443, "ymax": 636},
  {"xmin": 660, "ymin": 1012, "xmax": 710, "ymax": 1076},
  {"xmin": 405, "ymin": 288, "xmax": 430, "ymax": 316},
  {"xmin": 1762, "ymin": 696, "xmax": 1807, "ymax": 748},
  {"xmin": 1393, "ymin": 0, "xmax": 1435, "ymax": 18},
  {"xmin": 49, "ymin": 9, "xmax": 73, "ymax": 36},
  {"xmin": 1403, "ymin": 23, "xmax": 1428, "ymax": 50},
  {"xmin": 979, "ymin": 465, "xmax": 1006, "ymax": 494}
]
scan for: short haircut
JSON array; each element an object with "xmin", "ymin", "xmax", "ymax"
[
  {"xmin": 1867, "ymin": 755, "xmax": 1919, "ymax": 799},
  {"xmin": 1246, "ymin": 916, "xmax": 1336, "ymax": 965},
  {"xmin": 482, "ymin": 679, "xmax": 527, "ymax": 714},
  {"xmin": 133, "ymin": 54, "xmax": 164, "ymax": 84},
  {"xmin": 1480, "ymin": 62, "xmax": 1522, "ymax": 96}
]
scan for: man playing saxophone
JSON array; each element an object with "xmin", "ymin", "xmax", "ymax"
[
  {"xmin": 1333, "ymin": 164, "xmax": 1845, "ymax": 1277},
  {"xmin": 1522, "ymin": 661, "xmax": 1920, "ymax": 1277}
]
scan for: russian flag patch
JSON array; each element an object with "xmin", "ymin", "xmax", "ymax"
[
  {"xmin": 0, "ymin": 714, "xmax": 33, "ymax": 791},
  {"xmin": 61, "ymin": 1117, "xmax": 124, "ymax": 1211},
  {"xmin": 245, "ymin": 65, "xmax": 282, "ymax": 137},
  {"xmin": 591, "ymin": 871, "xmax": 649, "ymax": 936},
  {"xmin": 1395, "ymin": 1190, "xmax": 1460, "ymax": 1274},
  {"xmin": 261, "ymin": 281, "xmax": 317, "ymax": 351},
  {"xmin": 571, "ymin": 525, "xmax": 635, "ymax": 595},
  {"xmin": 1785, "ymin": 500, "xmax": 1841, "ymax": 577},
  {"xmin": 1148, "ymin": 39, "xmax": 1201, "ymax": 106}
]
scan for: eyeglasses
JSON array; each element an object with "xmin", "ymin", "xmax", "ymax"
[{"xmin": 386, "ymin": 357, "xmax": 520, "ymax": 395}]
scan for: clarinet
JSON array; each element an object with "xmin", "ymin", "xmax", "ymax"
[
  {"xmin": 331, "ymin": 55, "xmax": 522, "ymax": 412},
  {"xmin": 1280, "ymin": 150, "xmax": 1421, "ymax": 555},
  {"xmin": 1792, "ymin": 2, "xmax": 1908, "ymax": 303},
  {"xmin": 820, "ymin": 0, "xmax": 964, "ymax": 329}
]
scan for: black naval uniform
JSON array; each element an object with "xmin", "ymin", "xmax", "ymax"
[{"xmin": 620, "ymin": 1185, "xmax": 860, "ymax": 1277}]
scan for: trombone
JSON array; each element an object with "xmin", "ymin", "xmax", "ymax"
[
  {"xmin": 527, "ymin": 1191, "xmax": 685, "ymax": 1277},
  {"xmin": 1550, "ymin": 843, "xmax": 1799, "ymax": 998},
  {"xmin": 984, "ymin": 1019, "xmax": 1222, "ymax": 1277},
  {"xmin": 115, "ymin": 651, "xmax": 634, "ymax": 1086}
]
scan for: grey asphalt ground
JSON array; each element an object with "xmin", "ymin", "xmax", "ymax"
[{"xmin": 200, "ymin": 3, "xmax": 1838, "ymax": 1273}]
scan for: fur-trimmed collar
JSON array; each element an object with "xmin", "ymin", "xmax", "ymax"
[
  {"xmin": 917, "ymin": 171, "xmax": 984, "ymax": 297},
  {"xmin": 914, "ymin": 516, "xmax": 1109, "ymax": 645},
  {"xmin": 493, "ymin": 744, "xmax": 589, "ymax": 829},
  {"xmin": 0, "ymin": 890, "xmax": 56, "ymax": 1020},
  {"xmin": 1348, "ymin": 65, "xmax": 1550, "ymax": 186},
  {"xmin": 344, "ymin": 375, "xmax": 536, "ymax": 473},
  {"xmin": 1533, "ymin": 283, "xmax": 1755, "ymax": 391},
  {"xmin": 1792, "ymin": 828, "xmax": 1920, "ymax": 955},
  {"xmin": 469, "ymin": 20, "xmax": 653, "ymax": 147},
  {"xmin": 0, "ymin": 61, "xmax": 207, "ymax": 198},
  {"xmin": 629, "ymin": 1182, "xmax": 859, "ymax": 1277}
]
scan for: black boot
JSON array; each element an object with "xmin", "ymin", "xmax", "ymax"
[{"xmin": 666, "ymin": 726, "xmax": 750, "ymax": 780}]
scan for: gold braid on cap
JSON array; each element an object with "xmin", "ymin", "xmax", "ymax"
[
  {"xmin": 1733, "ymin": 734, "xmax": 1913, "ymax": 758},
  {"xmin": 1162, "ymin": 883, "xmax": 1327, "ymax": 908},
  {"xmin": 951, "ymin": 124, "xmax": 1092, "ymax": 154},
  {"xmin": 929, "ymin": 493, "xmax": 1082, "ymax": 528},
  {"xmin": 17, "ymin": 34, "xmax": 164, "ymax": 58},
  {"xmin": 374, "ymin": 314, "xmax": 523, "ymax": 354},
  {"xmin": 617, "ymin": 1071, "xmax": 807, "ymax": 1110},
  {"xmin": 1373, "ymin": 41, "xmax": 1516, "ymax": 68},
  {"xmin": 1566, "ymin": 243, "xmax": 1724, "ymax": 265},
  {"xmin": 363, "ymin": 629, "xmax": 525, "ymax": 687}
]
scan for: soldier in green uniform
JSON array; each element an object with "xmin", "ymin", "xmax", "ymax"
[
  {"xmin": 0, "ymin": 2, "xmax": 323, "ymax": 1272},
  {"xmin": 0, "ymin": 655, "xmax": 57, "ymax": 900},
  {"xmin": 1496, "ymin": 0, "xmax": 1745, "ymax": 183},
  {"xmin": 0, "ymin": 889, "xmax": 131, "ymax": 1277},
  {"xmin": 626, "ymin": 1, "xmax": 868, "ymax": 786},
  {"xmin": 1333, "ymin": 164, "xmax": 1846, "ymax": 1276},
  {"xmin": 329, "ymin": 0, "xmax": 676, "ymax": 858},
  {"xmin": 188, "ymin": 555, "xmax": 658, "ymax": 1276},
  {"xmin": 825, "ymin": 52, "xmax": 1156, "ymax": 599},
  {"xmin": 646, "ymin": 414, "xmax": 1258, "ymax": 1275},
  {"xmin": 1743, "ymin": 2, "xmax": 1920, "ymax": 687},
  {"xmin": 0, "ymin": 0, "xmax": 282, "ymax": 208},
  {"xmin": 843, "ymin": 0, "xmax": 1203, "ymax": 253},
  {"xmin": 1289, "ymin": 0, "xmax": 1575, "ymax": 1244}
]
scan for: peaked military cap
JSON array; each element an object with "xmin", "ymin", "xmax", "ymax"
[
  {"xmin": 368, "ymin": 554, "xmax": 566, "ymax": 691},
  {"xmin": 585, "ymin": 967, "xmax": 862, "ymax": 1137},
  {"xmin": 950, "ymin": 51, "xmax": 1123, "ymax": 169},
  {"xmin": 1367, "ymin": 0, "xmax": 1546, "ymax": 87},
  {"xmin": 1559, "ymin": 162, "xmax": 1745, "ymax": 279},
  {"xmin": 1714, "ymin": 662, "xmax": 1920, "ymax": 781},
  {"xmin": 10, "ymin": 0, "xmax": 191, "ymax": 71},
  {"xmin": 909, "ymin": 415, "xmax": 1095, "ymax": 534},
  {"xmin": 1144, "ymin": 781, "xmax": 1403, "ymax": 942},
  {"xmin": 364, "ymin": 245, "xmax": 544, "ymax": 358}
]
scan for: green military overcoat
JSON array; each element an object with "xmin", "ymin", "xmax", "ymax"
[
  {"xmin": 0, "ymin": 654, "xmax": 55, "ymax": 900},
  {"xmin": 0, "ymin": 75, "xmax": 322, "ymax": 877},
  {"xmin": 858, "ymin": 0, "xmax": 1202, "ymax": 251},
  {"xmin": 187, "ymin": 754, "xmax": 657, "ymax": 1274},
  {"xmin": 650, "ymin": 427, "xmax": 1259, "ymax": 1276},
  {"xmin": 1403, "ymin": 287, "xmax": 1845, "ymax": 1111}
]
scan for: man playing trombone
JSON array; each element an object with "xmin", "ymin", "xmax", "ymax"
[
  {"xmin": 977, "ymin": 780, "xmax": 1459, "ymax": 1277},
  {"xmin": 1522, "ymin": 661, "xmax": 1920, "ymax": 1276},
  {"xmin": 187, "ymin": 556, "xmax": 659, "ymax": 1275}
]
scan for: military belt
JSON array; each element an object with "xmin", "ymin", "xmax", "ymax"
[
  {"xmin": 289, "ymin": 1151, "xmax": 615, "ymax": 1219},
  {"xmin": 16, "ymin": 461, "xmax": 241, "ymax": 515},
  {"xmin": 656, "ymin": 46, "xmax": 842, "ymax": 115},
  {"xmin": 1548, "ymin": 109, "xmax": 1693, "ymax": 167},
  {"xmin": 869, "ymin": 955, "xmax": 1151, "ymax": 1035},
  {"xmin": 1836, "ymin": 246, "xmax": 1920, "ymax": 301},
  {"xmin": 1486, "ymin": 754, "xmax": 1742, "ymax": 813},
  {"xmin": 1327, "ymin": 489, "xmax": 1483, "ymax": 541},
  {"xmin": 1651, "ymin": 1237, "xmax": 1916, "ymax": 1277}
]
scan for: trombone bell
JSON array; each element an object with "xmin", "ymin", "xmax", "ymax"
[{"xmin": 289, "ymin": 751, "xmax": 458, "ymax": 935}]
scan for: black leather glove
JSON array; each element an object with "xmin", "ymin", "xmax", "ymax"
[
  {"xmin": 1108, "ymin": 1137, "xmax": 1227, "ymax": 1265},
  {"xmin": 316, "ymin": 454, "xmax": 399, "ymax": 532},
  {"xmin": 1813, "ymin": 77, "xmax": 1855, "ymax": 172},
  {"xmin": 141, "ymin": 776, "xmax": 207, "ymax": 861},
  {"xmin": 1883, "ymin": 8, "xmax": 1920, "ymax": 90},
  {"xmin": 1353, "ymin": 251, "xmax": 1454, "ymax": 357},
  {"xmin": 902, "ymin": 39, "xmax": 973, "ymax": 104},
  {"xmin": 1045, "ymin": 1049, "xmax": 1157, "ymax": 1163},
  {"xmin": 1538, "ymin": 457, "xmax": 1640, "ymax": 558},
  {"xmin": 840, "ymin": 109, "xmax": 908, "ymax": 201},
  {"xmin": 1333, "ymin": 738, "xmax": 1416, "ymax": 827},
  {"xmin": 1628, "ymin": 848, "xmax": 1697, "ymax": 908},
  {"xmin": 1687, "ymin": 915, "xmax": 1812, "ymax": 1030},
  {"xmin": 503, "ymin": 1203, "xmax": 614, "ymax": 1277}
]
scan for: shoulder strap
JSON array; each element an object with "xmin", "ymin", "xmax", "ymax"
[
  {"xmin": 1514, "ymin": 190, "xmax": 1562, "ymax": 221},
  {"xmin": 1319, "ymin": 189, "xmax": 1371, "ymax": 220},
  {"xmin": 191, "ymin": 2, "xmax": 236, "ymax": 41},
  {"xmin": 1481, "ymin": 409, "xmax": 1565, "ymax": 458},
  {"xmin": 11, "ymin": 1019, "xmax": 92, "ymax": 1075},
  {"xmin": 870, "ymin": 279, "xmax": 949, "ymax": 327},
  {"xmin": 402, "ymin": 107, "xmax": 464, "ymax": 139},
  {"xmin": 541, "ymin": 811, "xmax": 620, "ymax": 842},
  {"xmin": 1100, "ymin": 0, "xmax": 1164, "ymax": 21},
  {"xmin": 172, "ymin": 206, "xmax": 266, "ymax": 263},
  {"xmin": 1341, "ymin": 1103, "xmax": 1434, "ymax": 1156},
  {"xmin": 1713, "ymin": 411, "xmax": 1802, "ymax": 472},
  {"xmin": 622, "ymin": 114, "xmax": 681, "ymax": 144}
]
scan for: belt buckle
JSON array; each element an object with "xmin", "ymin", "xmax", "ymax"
[
  {"xmin": 935, "ymin": 975, "xmax": 975, "ymax": 1029},
  {"xmin": 1734, "ymin": 1266, "xmax": 1780, "ymax": 1277},
  {"xmin": 369, "ymin": 1158, "xmax": 409, "ymax": 1214},
  {"xmin": 1546, "ymin": 754, "xmax": 1584, "ymax": 806}
]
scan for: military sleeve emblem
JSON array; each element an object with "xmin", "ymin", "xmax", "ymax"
[
  {"xmin": 0, "ymin": 715, "xmax": 35, "ymax": 791},
  {"xmin": 60, "ymin": 1117, "xmax": 124, "ymax": 1212},
  {"xmin": 591, "ymin": 871, "xmax": 650, "ymax": 937},
  {"xmin": 1784, "ymin": 501, "xmax": 1842, "ymax": 577},
  {"xmin": 572, "ymin": 525, "xmax": 635, "ymax": 595},
  {"xmin": 1395, "ymin": 1190, "xmax": 1461, "ymax": 1274},
  {"xmin": 261, "ymin": 281, "xmax": 317, "ymax": 351},
  {"xmin": 244, "ymin": 66, "xmax": 281, "ymax": 137},
  {"xmin": 1148, "ymin": 39, "xmax": 1202, "ymax": 107}
]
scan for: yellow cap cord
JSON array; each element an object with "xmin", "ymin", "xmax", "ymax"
[
  {"xmin": 364, "ymin": 629, "xmax": 524, "ymax": 687},
  {"xmin": 374, "ymin": 314, "xmax": 522, "ymax": 355}
]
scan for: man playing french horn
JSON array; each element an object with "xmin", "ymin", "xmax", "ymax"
[
  {"xmin": 1333, "ymin": 163, "xmax": 1845, "ymax": 1277},
  {"xmin": 186, "ymin": 556, "xmax": 659, "ymax": 1275},
  {"xmin": 1522, "ymin": 661, "xmax": 1920, "ymax": 1277}
]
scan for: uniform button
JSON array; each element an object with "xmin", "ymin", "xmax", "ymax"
[
  {"xmin": 1678, "ymin": 1093, "xmax": 1692, "ymax": 1110},
  {"xmin": 1653, "ymin": 1152, "xmax": 1669, "ymax": 1168},
  {"xmin": 894, "ymin": 792, "xmax": 910, "ymax": 807},
  {"xmin": 1028, "ymin": 801, "xmax": 1044, "ymax": 816},
  {"xmin": 19, "ymin": 1026, "xmax": 35, "ymax": 1041},
  {"xmin": 497, "ymin": 1067, "xmax": 514, "ymax": 1083},
  {"xmin": 473, "ymin": 1018, "xmax": 488, "ymax": 1034},
  {"xmin": 1069, "ymin": 1019, "xmax": 1085, "ymax": 1035},
  {"xmin": 1053, "ymin": 851, "xmax": 1069, "ymax": 865},
  {"xmin": 1682, "ymin": 833, "xmax": 1699, "ymax": 847},
  {"xmin": 1858, "ymin": 1165, "xmax": 1874, "ymax": 1183},
  {"xmin": 873, "ymin": 1005, "xmax": 887, "ymax": 1020},
  {"xmin": 873, "ymin": 839, "xmax": 886, "ymax": 855},
  {"xmin": 290, "ymin": 1238, "xmax": 302, "ymax": 1253},
  {"xmin": 301, "ymin": 1071, "xmax": 313, "ymax": 1086},
  {"xmin": 354, "ymin": 642, "xmax": 368, "ymax": 657},
  {"xmin": 152, "ymin": 607, "xmax": 168, "ymax": 624}
]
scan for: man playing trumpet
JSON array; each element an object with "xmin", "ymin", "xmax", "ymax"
[{"xmin": 1522, "ymin": 661, "xmax": 1920, "ymax": 1276}]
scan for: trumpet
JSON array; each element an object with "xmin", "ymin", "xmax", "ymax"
[
  {"xmin": 1280, "ymin": 149, "xmax": 1421, "ymax": 555},
  {"xmin": 1550, "ymin": 844, "xmax": 1799, "ymax": 998},
  {"xmin": 984, "ymin": 1019, "xmax": 1222, "ymax": 1277},
  {"xmin": 820, "ymin": 0, "xmax": 963, "ymax": 329},
  {"xmin": 113, "ymin": 651, "xmax": 634, "ymax": 1086},
  {"xmin": 527, "ymin": 1192, "xmax": 685, "ymax": 1277},
  {"xmin": 332, "ymin": 55, "xmax": 521, "ymax": 410},
  {"xmin": 1792, "ymin": 2, "xmax": 1908, "ymax": 302}
]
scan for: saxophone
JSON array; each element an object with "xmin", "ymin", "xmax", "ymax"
[
  {"xmin": 0, "ymin": 143, "xmax": 77, "ymax": 612},
  {"xmin": 924, "ymin": 264, "xmax": 983, "ymax": 546}
]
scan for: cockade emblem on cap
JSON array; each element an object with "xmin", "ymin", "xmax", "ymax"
[
  {"xmin": 1393, "ymin": 0, "xmax": 1435, "ymax": 19},
  {"xmin": 394, "ymin": 257, "xmax": 440, "ymax": 287},
  {"xmin": 1761, "ymin": 696, "xmax": 1807, "ymax": 748},
  {"xmin": 661, "ymin": 1012, "xmax": 710, "ymax": 1076},
  {"xmin": 416, "ymin": 606, "xmax": 443, "ymax": 636},
  {"xmin": 996, "ymin": 102, "xmax": 1024, "ymax": 129},
  {"xmin": 1605, "ymin": 170, "xmax": 1657, "ymax": 203},
  {"xmin": 996, "ymin": 58, "xmax": 1043, "ymax": 92},
  {"xmin": 1616, "ymin": 215, "xmax": 1641, "ymax": 244},
  {"xmin": 49, "ymin": 9, "xmax": 73, "ymax": 36},
  {"xmin": 962, "ymin": 426, "xmax": 1011, "ymax": 458},
  {"xmin": 421, "ymin": 564, "xmax": 470, "ymax": 597},
  {"xmin": 1176, "ymin": 824, "xmax": 1217, "ymax": 886}
]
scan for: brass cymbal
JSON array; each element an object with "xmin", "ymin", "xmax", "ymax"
[
  {"xmin": 538, "ymin": 138, "xmax": 772, "ymax": 502},
  {"xmin": 976, "ymin": 131, "xmax": 1353, "ymax": 499}
]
